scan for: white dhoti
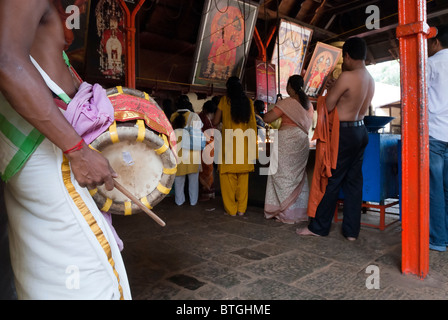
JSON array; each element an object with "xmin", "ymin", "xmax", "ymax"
[{"xmin": 4, "ymin": 139, "xmax": 131, "ymax": 300}]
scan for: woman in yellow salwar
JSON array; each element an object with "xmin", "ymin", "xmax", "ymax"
[{"xmin": 213, "ymin": 77, "xmax": 258, "ymax": 216}]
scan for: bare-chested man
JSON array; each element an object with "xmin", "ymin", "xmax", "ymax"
[
  {"xmin": 0, "ymin": 0, "xmax": 130, "ymax": 299},
  {"xmin": 297, "ymin": 37, "xmax": 375, "ymax": 240}
]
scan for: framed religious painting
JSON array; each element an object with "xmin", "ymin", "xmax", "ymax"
[
  {"xmin": 271, "ymin": 19, "xmax": 313, "ymax": 97},
  {"xmin": 191, "ymin": 0, "xmax": 259, "ymax": 88},
  {"xmin": 85, "ymin": 0, "xmax": 127, "ymax": 82},
  {"xmin": 303, "ymin": 42, "xmax": 342, "ymax": 98}
]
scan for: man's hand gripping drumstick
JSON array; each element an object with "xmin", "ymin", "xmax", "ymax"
[
  {"xmin": 65, "ymin": 141, "xmax": 166, "ymax": 227},
  {"xmin": 65, "ymin": 139, "xmax": 118, "ymax": 190}
]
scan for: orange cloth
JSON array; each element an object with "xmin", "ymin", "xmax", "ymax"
[{"xmin": 307, "ymin": 95, "xmax": 340, "ymax": 218}]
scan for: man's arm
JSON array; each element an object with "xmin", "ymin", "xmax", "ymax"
[
  {"xmin": 0, "ymin": 0, "xmax": 116, "ymax": 190},
  {"xmin": 426, "ymin": 57, "xmax": 438, "ymax": 114},
  {"xmin": 325, "ymin": 72, "xmax": 349, "ymax": 112},
  {"xmin": 0, "ymin": 1, "xmax": 80, "ymax": 151}
]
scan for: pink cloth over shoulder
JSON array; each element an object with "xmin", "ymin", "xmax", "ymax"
[
  {"xmin": 274, "ymin": 97, "xmax": 314, "ymax": 134},
  {"xmin": 63, "ymin": 82, "xmax": 115, "ymax": 145}
]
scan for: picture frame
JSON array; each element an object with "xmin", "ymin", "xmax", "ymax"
[
  {"xmin": 191, "ymin": 0, "xmax": 259, "ymax": 88},
  {"xmin": 85, "ymin": 0, "xmax": 127, "ymax": 82},
  {"xmin": 303, "ymin": 42, "xmax": 342, "ymax": 98},
  {"xmin": 255, "ymin": 60, "xmax": 276, "ymax": 104},
  {"xmin": 271, "ymin": 19, "xmax": 313, "ymax": 97}
]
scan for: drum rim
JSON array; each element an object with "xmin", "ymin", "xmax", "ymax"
[{"xmin": 106, "ymin": 86, "xmax": 177, "ymax": 151}]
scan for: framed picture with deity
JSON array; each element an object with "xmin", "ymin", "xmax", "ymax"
[
  {"xmin": 303, "ymin": 42, "xmax": 342, "ymax": 98},
  {"xmin": 271, "ymin": 19, "xmax": 313, "ymax": 97},
  {"xmin": 85, "ymin": 0, "xmax": 127, "ymax": 82},
  {"xmin": 191, "ymin": 0, "xmax": 259, "ymax": 88}
]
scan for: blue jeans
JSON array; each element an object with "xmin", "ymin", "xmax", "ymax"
[{"xmin": 429, "ymin": 137, "xmax": 448, "ymax": 251}]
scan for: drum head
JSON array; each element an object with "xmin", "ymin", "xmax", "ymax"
[{"xmin": 97, "ymin": 140, "xmax": 163, "ymax": 203}]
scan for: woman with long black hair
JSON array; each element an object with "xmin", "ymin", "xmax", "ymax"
[{"xmin": 213, "ymin": 77, "xmax": 257, "ymax": 216}]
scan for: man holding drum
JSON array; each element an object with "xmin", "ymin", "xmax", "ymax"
[{"xmin": 0, "ymin": 0, "xmax": 131, "ymax": 299}]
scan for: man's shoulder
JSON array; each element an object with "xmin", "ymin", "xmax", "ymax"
[
  {"xmin": 428, "ymin": 49, "xmax": 448, "ymax": 75},
  {"xmin": 430, "ymin": 49, "xmax": 448, "ymax": 63},
  {"xmin": 343, "ymin": 68, "xmax": 374, "ymax": 84},
  {"xmin": 337, "ymin": 70, "xmax": 353, "ymax": 79},
  {"xmin": 336, "ymin": 70, "xmax": 360, "ymax": 83}
]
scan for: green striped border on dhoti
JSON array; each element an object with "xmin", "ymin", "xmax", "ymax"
[
  {"xmin": 1, "ymin": 52, "xmax": 73, "ymax": 182},
  {"xmin": 0, "ymin": 94, "xmax": 45, "ymax": 182}
]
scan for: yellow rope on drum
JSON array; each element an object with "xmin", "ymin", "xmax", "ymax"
[
  {"xmin": 124, "ymin": 201, "xmax": 132, "ymax": 216},
  {"xmin": 141, "ymin": 196, "xmax": 153, "ymax": 210},
  {"xmin": 157, "ymin": 183, "xmax": 171, "ymax": 195},
  {"xmin": 136, "ymin": 119, "xmax": 146, "ymax": 142},
  {"xmin": 109, "ymin": 121, "xmax": 120, "ymax": 144},
  {"xmin": 101, "ymin": 198, "xmax": 113, "ymax": 212}
]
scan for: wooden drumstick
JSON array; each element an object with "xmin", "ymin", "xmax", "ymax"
[{"xmin": 113, "ymin": 180, "xmax": 166, "ymax": 227}]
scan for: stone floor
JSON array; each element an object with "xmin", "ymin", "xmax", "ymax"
[{"xmin": 112, "ymin": 195, "xmax": 448, "ymax": 300}]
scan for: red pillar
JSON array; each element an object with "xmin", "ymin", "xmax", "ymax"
[
  {"xmin": 119, "ymin": 0, "xmax": 146, "ymax": 89},
  {"xmin": 253, "ymin": 26, "xmax": 277, "ymax": 63},
  {"xmin": 396, "ymin": 0, "xmax": 436, "ymax": 278}
]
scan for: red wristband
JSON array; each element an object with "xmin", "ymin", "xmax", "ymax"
[{"xmin": 63, "ymin": 139, "xmax": 84, "ymax": 154}]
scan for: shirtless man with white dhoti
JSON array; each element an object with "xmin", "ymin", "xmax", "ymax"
[{"xmin": 0, "ymin": 0, "xmax": 131, "ymax": 299}]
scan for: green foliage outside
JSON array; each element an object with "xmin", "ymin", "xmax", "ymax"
[{"xmin": 367, "ymin": 60, "xmax": 401, "ymax": 87}]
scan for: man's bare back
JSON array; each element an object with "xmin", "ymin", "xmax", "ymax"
[
  {"xmin": 325, "ymin": 50, "xmax": 375, "ymax": 122},
  {"xmin": 332, "ymin": 69, "xmax": 375, "ymax": 121}
]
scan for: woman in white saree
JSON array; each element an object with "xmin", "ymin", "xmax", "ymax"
[{"xmin": 263, "ymin": 75, "xmax": 314, "ymax": 224}]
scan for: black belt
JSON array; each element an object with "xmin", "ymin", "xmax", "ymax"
[{"xmin": 340, "ymin": 120, "xmax": 364, "ymax": 128}]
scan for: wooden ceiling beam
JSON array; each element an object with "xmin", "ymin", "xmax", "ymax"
[
  {"xmin": 277, "ymin": 0, "xmax": 300, "ymax": 16},
  {"xmin": 258, "ymin": 6, "xmax": 339, "ymax": 39}
]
